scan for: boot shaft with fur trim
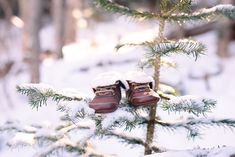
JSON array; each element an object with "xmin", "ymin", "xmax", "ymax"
[
  {"xmin": 126, "ymin": 71, "xmax": 160, "ymax": 107},
  {"xmin": 89, "ymin": 72, "xmax": 128, "ymax": 113},
  {"xmin": 89, "ymin": 83, "xmax": 122, "ymax": 113},
  {"xmin": 126, "ymin": 81, "xmax": 160, "ymax": 107}
]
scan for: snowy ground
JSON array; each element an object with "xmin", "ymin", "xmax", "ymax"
[{"xmin": 0, "ymin": 17, "xmax": 235, "ymax": 157}]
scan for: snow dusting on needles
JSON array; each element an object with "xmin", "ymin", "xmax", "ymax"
[
  {"xmin": 169, "ymin": 95, "xmax": 215, "ymax": 109},
  {"xmin": 17, "ymin": 83, "xmax": 55, "ymax": 94},
  {"xmin": 101, "ymin": 107, "xmax": 135, "ymax": 129},
  {"xmin": 59, "ymin": 100, "xmax": 95, "ymax": 118},
  {"xmin": 57, "ymin": 88, "xmax": 85, "ymax": 99}
]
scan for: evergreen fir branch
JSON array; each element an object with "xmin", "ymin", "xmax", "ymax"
[
  {"xmin": 16, "ymin": 84, "xmax": 84, "ymax": 109},
  {"xmin": 166, "ymin": 0, "xmax": 192, "ymax": 15},
  {"xmin": 161, "ymin": 95, "xmax": 216, "ymax": 116},
  {"xmin": 32, "ymin": 137, "xmax": 85, "ymax": 157},
  {"xmin": 2, "ymin": 121, "xmax": 108, "ymax": 157},
  {"xmin": 138, "ymin": 57, "xmax": 176, "ymax": 70},
  {"xmin": 166, "ymin": 4, "xmax": 235, "ymax": 22},
  {"xmin": 0, "ymin": 121, "xmax": 40, "ymax": 134},
  {"xmin": 137, "ymin": 58, "xmax": 155, "ymax": 70},
  {"xmin": 57, "ymin": 100, "xmax": 145, "ymax": 132},
  {"xmin": 105, "ymin": 130, "xmax": 165, "ymax": 153},
  {"xmin": 116, "ymin": 41, "xmax": 153, "ymax": 51},
  {"xmin": 155, "ymin": 118, "xmax": 235, "ymax": 139},
  {"xmin": 116, "ymin": 39, "xmax": 205, "ymax": 60},
  {"xmin": 147, "ymin": 39, "xmax": 206, "ymax": 60},
  {"xmin": 156, "ymin": 118, "xmax": 235, "ymax": 131},
  {"xmin": 57, "ymin": 100, "xmax": 95, "ymax": 120},
  {"xmin": 95, "ymin": 0, "xmax": 160, "ymax": 20}
]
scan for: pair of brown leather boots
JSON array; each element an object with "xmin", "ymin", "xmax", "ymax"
[{"xmin": 89, "ymin": 72, "xmax": 160, "ymax": 113}]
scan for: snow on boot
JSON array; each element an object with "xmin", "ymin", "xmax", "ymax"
[
  {"xmin": 126, "ymin": 71, "xmax": 160, "ymax": 107},
  {"xmin": 89, "ymin": 72, "xmax": 128, "ymax": 113}
]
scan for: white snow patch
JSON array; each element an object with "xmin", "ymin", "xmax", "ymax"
[
  {"xmin": 57, "ymin": 88, "xmax": 85, "ymax": 99},
  {"xmin": 91, "ymin": 71, "xmax": 129, "ymax": 89},
  {"xmin": 8, "ymin": 132, "xmax": 35, "ymax": 146},
  {"xmin": 126, "ymin": 71, "xmax": 154, "ymax": 88},
  {"xmin": 101, "ymin": 107, "xmax": 135, "ymax": 129},
  {"xmin": 59, "ymin": 100, "xmax": 95, "ymax": 118},
  {"xmin": 35, "ymin": 126, "xmax": 58, "ymax": 138},
  {"xmin": 167, "ymin": 95, "xmax": 215, "ymax": 110}
]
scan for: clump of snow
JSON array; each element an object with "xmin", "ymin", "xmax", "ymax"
[
  {"xmin": 126, "ymin": 71, "xmax": 154, "ymax": 88},
  {"xmin": 8, "ymin": 132, "xmax": 35, "ymax": 146},
  {"xmin": 22, "ymin": 125, "xmax": 38, "ymax": 133},
  {"xmin": 91, "ymin": 71, "xmax": 129, "ymax": 90},
  {"xmin": 101, "ymin": 107, "xmax": 135, "ymax": 129},
  {"xmin": 33, "ymin": 137, "xmax": 76, "ymax": 157},
  {"xmin": 58, "ymin": 100, "xmax": 95, "ymax": 119},
  {"xmin": 214, "ymin": 4, "xmax": 235, "ymax": 11},
  {"xmin": 167, "ymin": 95, "xmax": 216, "ymax": 110},
  {"xmin": 35, "ymin": 126, "xmax": 58, "ymax": 138},
  {"xmin": 57, "ymin": 88, "xmax": 85, "ymax": 99}
]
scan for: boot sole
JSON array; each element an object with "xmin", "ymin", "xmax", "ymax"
[
  {"xmin": 129, "ymin": 100, "xmax": 158, "ymax": 107},
  {"xmin": 95, "ymin": 107, "xmax": 118, "ymax": 113}
]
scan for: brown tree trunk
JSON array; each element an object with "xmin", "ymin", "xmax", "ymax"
[
  {"xmin": 19, "ymin": 0, "xmax": 30, "ymax": 60},
  {"xmin": 52, "ymin": 0, "xmax": 66, "ymax": 58},
  {"xmin": 64, "ymin": 0, "xmax": 78, "ymax": 44},
  {"xmin": 144, "ymin": 18, "xmax": 165, "ymax": 155},
  {"xmin": 217, "ymin": 0, "xmax": 233, "ymax": 58},
  {"xmin": 52, "ymin": 0, "xmax": 79, "ymax": 58},
  {"xmin": 28, "ymin": 0, "xmax": 42, "ymax": 83},
  {"xmin": 0, "ymin": 0, "xmax": 12, "ymax": 22}
]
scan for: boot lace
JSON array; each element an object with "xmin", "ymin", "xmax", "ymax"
[
  {"xmin": 132, "ymin": 83, "xmax": 150, "ymax": 92},
  {"xmin": 95, "ymin": 85, "xmax": 116, "ymax": 96}
]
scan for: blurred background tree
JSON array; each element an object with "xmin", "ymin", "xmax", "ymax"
[{"xmin": 0, "ymin": 0, "xmax": 234, "ymax": 83}]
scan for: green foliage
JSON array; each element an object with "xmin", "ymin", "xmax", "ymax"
[
  {"xmin": 155, "ymin": 118, "xmax": 235, "ymax": 139},
  {"xmin": 148, "ymin": 39, "xmax": 205, "ymax": 60},
  {"xmin": 161, "ymin": 96, "xmax": 216, "ymax": 116},
  {"xmin": 166, "ymin": 4, "xmax": 235, "ymax": 22},
  {"xmin": 16, "ymin": 84, "xmax": 83, "ymax": 109},
  {"xmin": 94, "ymin": 0, "xmax": 160, "ymax": 20},
  {"xmin": 169, "ymin": 0, "xmax": 192, "ymax": 13},
  {"xmin": 117, "ymin": 39, "xmax": 205, "ymax": 60},
  {"xmin": 95, "ymin": 0, "xmax": 235, "ymax": 22}
]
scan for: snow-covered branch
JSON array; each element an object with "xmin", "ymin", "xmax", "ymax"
[
  {"xmin": 1, "ymin": 120, "xmax": 115, "ymax": 157},
  {"xmin": 95, "ymin": 0, "xmax": 160, "ymax": 20},
  {"xmin": 58, "ymin": 101, "xmax": 143, "ymax": 131},
  {"xmin": 96, "ymin": 1, "xmax": 235, "ymax": 22},
  {"xmin": 155, "ymin": 118, "xmax": 235, "ymax": 139},
  {"xmin": 116, "ymin": 39, "xmax": 205, "ymax": 60},
  {"xmin": 167, "ymin": 4, "xmax": 235, "ymax": 22},
  {"xmin": 104, "ymin": 130, "xmax": 166, "ymax": 153},
  {"xmin": 16, "ymin": 83, "xmax": 84, "ymax": 109},
  {"xmin": 161, "ymin": 95, "xmax": 216, "ymax": 116}
]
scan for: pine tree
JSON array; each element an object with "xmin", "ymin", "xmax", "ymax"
[{"xmin": 1, "ymin": 0, "xmax": 235, "ymax": 156}]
